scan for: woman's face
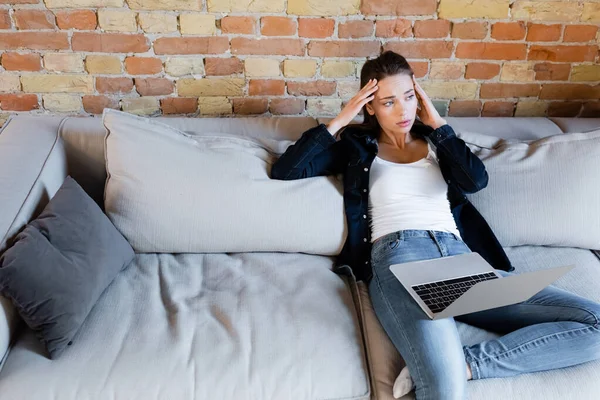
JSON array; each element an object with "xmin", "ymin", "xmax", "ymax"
[{"xmin": 365, "ymin": 73, "xmax": 418, "ymax": 136}]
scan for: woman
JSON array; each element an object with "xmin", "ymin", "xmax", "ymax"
[{"xmin": 271, "ymin": 51, "xmax": 600, "ymax": 400}]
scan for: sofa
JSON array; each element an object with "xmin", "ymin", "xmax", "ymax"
[{"xmin": 0, "ymin": 111, "xmax": 599, "ymax": 400}]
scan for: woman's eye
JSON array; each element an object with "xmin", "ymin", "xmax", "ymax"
[
  {"xmin": 407, "ymin": 95, "xmax": 415, "ymax": 100},
  {"xmin": 384, "ymin": 101, "xmax": 393, "ymax": 107}
]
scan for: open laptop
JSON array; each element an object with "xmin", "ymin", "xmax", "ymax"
[{"xmin": 389, "ymin": 252, "xmax": 575, "ymax": 320}]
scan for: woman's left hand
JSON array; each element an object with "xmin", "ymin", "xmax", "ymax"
[{"xmin": 413, "ymin": 75, "xmax": 447, "ymax": 130}]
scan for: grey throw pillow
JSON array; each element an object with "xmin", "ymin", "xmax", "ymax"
[{"xmin": 0, "ymin": 176, "xmax": 134, "ymax": 359}]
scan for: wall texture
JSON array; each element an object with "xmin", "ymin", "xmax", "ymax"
[{"xmin": 0, "ymin": 0, "xmax": 599, "ymax": 124}]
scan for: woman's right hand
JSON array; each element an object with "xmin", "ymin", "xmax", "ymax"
[{"xmin": 326, "ymin": 78, "xmax": 379, "ymax": 136}]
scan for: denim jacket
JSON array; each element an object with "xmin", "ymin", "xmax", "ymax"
[{"xmin": 271, "ymin": 120, "xmax": 515, "ymax": 283}]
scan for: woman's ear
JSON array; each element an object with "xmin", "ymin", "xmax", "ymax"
[{"xmin": 365, "ymin": 102, "xmax": 375, "ymax": 116}]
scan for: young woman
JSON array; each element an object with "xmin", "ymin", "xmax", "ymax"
[{"xmin": 271, "ymin": 51, "xmax": 600, "ymax": 400}]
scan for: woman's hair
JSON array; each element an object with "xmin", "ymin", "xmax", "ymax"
[{"xmin": 354, "ymin": 51, "xmax": 416, "ymax": 139}]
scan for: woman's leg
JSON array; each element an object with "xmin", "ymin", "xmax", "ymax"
[
  {"xmin": 368, "ymin": 230, "xmax": 469, "ymax": 400},
  {"xmin": 456, "ymin": 268, "xmax": 600, "ymax": 379}
]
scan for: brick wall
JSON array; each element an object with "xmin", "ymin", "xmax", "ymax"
[{"xmin": 0, "ymin": 0, "xmax": 599, "ymax": 125}]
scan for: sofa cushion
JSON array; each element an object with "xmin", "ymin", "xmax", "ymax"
[
  {"xmin": 456, "ymin": 129, "xmax": 600, "ymax": 250},
  {"xmin": 103, "ymin": 109, "xmax": 346, "ymax": 255},
  {"xmin": 0, "ymin": 252, "xmax": 370, "ymax": 400},
  {"xmin": 0, "ymin": 176, "xmax": 134, "ymax": 359},
  {"xmin": 358, "ymin": 245, "xmax": 600, "ymax": 399}
]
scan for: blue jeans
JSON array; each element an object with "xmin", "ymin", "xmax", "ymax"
[{"xmin": 368, "ymin": 229, "xmax": 600, "ymax": 400}]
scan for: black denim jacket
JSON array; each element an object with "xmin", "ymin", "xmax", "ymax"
[{"xmin": 271, "ymin": 121, "xmax": 515, "ymax": 282}]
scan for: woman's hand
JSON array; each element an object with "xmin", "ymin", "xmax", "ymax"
[
  {"xmin": 326, "ymin": 78, "xmax": 379, "ymax": 136},
  {"xmin": 413, "ymin": 75, "xmax": 447, "ymax": 130}
]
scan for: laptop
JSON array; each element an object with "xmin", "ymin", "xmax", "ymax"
[{"xmin": 389, "ymin": 252, "xmax": 575, "ymax": 320}]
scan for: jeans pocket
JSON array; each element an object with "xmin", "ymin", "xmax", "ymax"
[{"xmin": 372, "ymin": 237, "xmax": 402, "ymax": 264}]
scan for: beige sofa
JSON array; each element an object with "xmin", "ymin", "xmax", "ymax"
[{"xmin": 0, "ymin": 113, "xmax": 599, "ymax": 399}]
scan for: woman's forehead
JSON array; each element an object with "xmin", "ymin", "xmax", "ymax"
[{"xmin": 375, "ymin": 75, "xmax": 414, "ymax": 98}]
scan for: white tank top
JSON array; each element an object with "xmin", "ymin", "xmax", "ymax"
[{"xmin": 368, "ymin": 141, "xmax": 461, "ymax": 243}]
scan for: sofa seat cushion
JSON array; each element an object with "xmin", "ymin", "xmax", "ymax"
[
  {"xmin": 0, "ymin": 253, "xmax": 370, "ymax": 400},
  {"xmin": 359, "ymin": 245, "xmax": 600, "ymax": 400}
]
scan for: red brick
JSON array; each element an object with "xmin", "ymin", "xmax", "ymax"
[
  {"xmin": 0, "ymin": 32, "xmax": 69, "ymax": 50},
  {"xmin": 480, "ymin": 83, "xmax": 541, "ymax": 98},
  {"xmin": 448, "ymin": 100, "xmax": 481, "ymax": 117},
  {"xmin": 248, "ymin": 79, "xmax": 285, "ymax": 96},
  {"xmin": 56, "ymin": 10, "xmax": 97, "ymax": 30},
  {"xmin": 0, "ymin": 94, "xmax": 39, "ymax": 111},
  {"xmin": 361, "ymin": 0, "xmax": 437, "ymax": 15},
  {"xmin": 231, "ymin": 38, "xmax": 304, "ymax": 56},
  {"xmin": 160, "ymin": 97, "xmax": 198, "ymax": 114},
  {"xmin": 338, "ymin": 20, "xmax": 374, "ymax": 38},
  {"xmin": 491, "ymin": 22, "xmax": 525, "ymax": 40},
  {"xmin": 154, "ymin": 37, "xmax": 229, "ymax": 55},
  {"xmin": 73, "ymin": 33, "xmax": 149, "ymax": 53},
  {"xmin": 581, "ymin": 102, "xmax": 600, "ymax": 118},
  {"xmin": 220, "ymin": 16, "xmax": 255, "ymax": 34},
  {"xmin": 409, "ymin": 60, "xmax": 428, "ymax": 78},
  {"xmin": 563, "ymin": 25, "xmax": 598, "ymax": 43},
  {"xmin": 482, "ymin": 101, "xmax": 515, "ymax": 117},
  {"xmin": 548, "ymin": 101, "xmax": 582, "ymax": 117},
  {"xmin": 298, "ymin": 18, "xmax": 334, "ymax": 38},
  {"xmin": 375, "ymin": 19, "xmax": 412, "ymax": 38},
  {"xmin": 232, "ymin": 98, "xmax": 268, "ymax": 115},
  {"xmin": 539, "ymin": 83, "xmax": 600, "ymax": 100},
  {"xmin": 310, "ymin": 40, "xmax": 380, "ymax": 57},
  {"xmin": 14, "ymin": 10, "xmax": 56, "ymax": 30},
  {"xmin": 413, "ymin": 20, "xmax": 450, "ymax": 39},
  {"xmin": 83, "ymin": 95, "xmax": 119, "ymax": 114},
  {"xmin": 96, "ymin": 77, "xmax": 134, "ymax": 94},
  {"xmin": 383, "ymin": 40, "xmax": 453, "ymax": 59},
  {"xmin": 528, "ymin": 45, "xmax": 597, "ymax": 62},
  {"xmin": 451, "ymin": 22, "xmax": 487, "ymax": 39},
  {"xmin": 134, "ymin": 78, "xmax": 174, "ymax": 96},
  {"xmin": 287, "ymin": 81, "xmax": 336, "ymax": 96},
  {"xmin": 1, "ymin": 52, "xmax": 41, "ymax": 71},
  {"xmin": 269, "ymin": 98, "xmax": 304, "ymax": 115},
  {"xmin": 526, "ymin": 23, "xmax": 561, "ymax": 42},
  {"xmin": 261, "ymin": 16, "xmax": 296, "ymax": 36},
  {"xmin": 0, "ymin": 10, "xmax": 11, "ymax": 29},
  {"xmin": 125, "ymin": 57, "xmax": 163, "ymax": 75},
  {"xmin": 465, "ymin": 62, "xmax": 500, "ymax": 79},
  {"xmin": 204, "ymin": 57, "xmax": 243, "ymax": 75},
  {"xmin": 533, "ymin": 63, "xmax": 570, "ymax": 81},
  {"xmin": 456, "ymin": 43, "xmax": 527, "ymax": 60}
]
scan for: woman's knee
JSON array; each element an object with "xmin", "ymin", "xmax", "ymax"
[{"xmin": 413, "ymin": 369, "xmax": 467, "ymax": 400}]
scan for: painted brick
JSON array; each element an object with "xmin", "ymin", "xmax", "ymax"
[
  {"xmin": 283, "ymin": 59, "xmax": 317, "ymax": 78},
  {"xmin": 514, "ymin": 100, "xmax": 548, "ymax": 116},
  {"xmin": 154, "ymin": 37, "xmax": 229, "ymax": 55},
  {"xmin": 419, "ymin": 81, "xmax": 478, "ymax": 99},
  {"xmin": 321, "ymin": 61, "xmax": 355, "ymax": 78},
  {"xmin": 177, "ymin": 78, "xmax": 245, "ymax": 96},
  {"xmin": 43, "ymin": 53, "xmax": 84, "ymax": 73},
  {"xmin": 361, "ymin": 0, "xmax": 437, "ymax": 16},
  {"xmin": 207, "ymin": 0, "xmax": 285, "ymax": 13},
  {"xmin": 165, "ymin": 57, "xmax": 204, "ymax": 76},
  {"xmin": 500, "ymin": 62, "xmax": 535, "ymax": 82},
  {"xmin": 288, "ymin": 0, "xmax": 360, "ymax": 16},
  {"xmin": 582, "ymin": 3, "xmax": 600, "ymax": 22},
  {"xmin": 180, "ymin": 14, "xmax": 216, "ymax": 35},
  {"xmin": 198, "ymin": 96, "xmax": 232, "ymax": 115},
  {"xmin": 127, "ymin": 0, "xmax": 200, "ymax": 10},
  {"xmin": 43, "ymin": 94, "xmax": 82, "ymax": 113},
  {"xmin": 438, "ymin": 0, "xmax": 509, "ymax": 19},
  {"xmin": 0, "ymin": 75, "xmax": 22, "ymax": 92},
  {"xmin": 512, "ymin": 1, "xmax": 582, "ymax": 22},
  {"xmin": 429, "ymin": 61, "xmax": 464, "ymax": 80},
  {"xmin": 121, "ymin": 97, "xmax": 160, "ymax": 116},
  {"xmin": 98, "ymin": 9, "xmax": 137, "ymax": 32},
  {"xmin": 86, "ymin": 55, "xmax": 122, "ymax": 74},
  {"xmin": 138, "ymin": 12, "xmax": 178, "ymax": 33},
  {"xmin": 570, "ymin": 65, "xmax": 600, "ymax": 82},
  {"xmin": 307, "ymin": 98, "xmax": 341, "ymax": 116},
  {"xmin": 245, "ymin": 58, "xmax": 281, "ymax": 77},
  {"xmin": 21, "ymin": 74, "xmax": 93, "ymax": 93}
]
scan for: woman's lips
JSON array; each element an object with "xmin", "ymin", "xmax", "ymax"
[{"xmin": 397, "ymin": 120, "xmax": 411, "ymax": 127}]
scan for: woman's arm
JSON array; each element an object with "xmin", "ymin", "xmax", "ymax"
[
  {"xmin": 428, "ymin": 124, "xmax": 488, "ymax": 194},
  {"xmin": 271, "ymin": 79, "xmax": 379, "ymax": 180},
  {"xmin": 271, "ymin": 124, "xmax": 347, "ymax": 180},
  {"xmin": 411, "ymin": 75, "xmax": 488, "ymax": 194}
]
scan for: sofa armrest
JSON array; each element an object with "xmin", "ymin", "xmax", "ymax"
[{"xmin": 0, "ymin": 115, "xmax": 68, "ymax": 364}]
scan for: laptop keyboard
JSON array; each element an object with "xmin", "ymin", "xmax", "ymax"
[{"xmin": 411, "ymin": 272, "xmax": 499, "ymax": 314}]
